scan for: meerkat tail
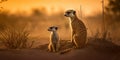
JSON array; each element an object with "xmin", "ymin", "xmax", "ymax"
[{"xmin": 59, "ymin": 48, "xmax": 73, "ymax": 54}]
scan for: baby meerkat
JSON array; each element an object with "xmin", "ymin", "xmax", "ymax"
[
  {"xmin": 48, "ymin": 26, "xmax": 60, "ymax": 52},
  {"xmin": 64, "ymin": 9, "xmax": 87, "ymax": 48}
]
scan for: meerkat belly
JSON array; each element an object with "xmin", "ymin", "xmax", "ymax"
[
  {"xmin": 51, "ymin": 38, "xmax": 58, "ymax": 43},
  {"xmin": 51, "ymin": 34, "xmax": 59, "ymax": 44}
]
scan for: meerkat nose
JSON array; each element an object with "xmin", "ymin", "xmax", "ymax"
[{"xmin": 64, "ymin": 14, "xmax": 67, "ymax": 16}]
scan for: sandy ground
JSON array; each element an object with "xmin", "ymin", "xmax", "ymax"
[{"xmin": 0, "ymin": 39, "xmax": 120, "ymax": 60}]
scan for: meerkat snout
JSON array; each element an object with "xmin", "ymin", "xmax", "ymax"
[{"xmin": 64, "ymin": 10, "xmax": 76, "ymax": 17}]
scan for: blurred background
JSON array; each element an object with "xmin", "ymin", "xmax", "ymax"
[{"xmin": 0, "ymin": 0, "xmax": 119, "ymax": 46}]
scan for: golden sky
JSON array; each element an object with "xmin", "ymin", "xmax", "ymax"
[{"xmin": 1, "ymin": 0, "xmax": 108, "ymax": 15}]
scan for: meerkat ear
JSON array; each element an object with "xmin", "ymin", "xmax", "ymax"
[
  {"xmin": 73, "ymin": 11, "xmax": 76, "ymax": 14},
  {"xmin": 55, "ymin": 27, "xmax": 58, "ymax": 30}
]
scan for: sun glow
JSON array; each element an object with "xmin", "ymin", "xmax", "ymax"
[{"xmin": 0, "ymin": 0, "xmax": 108, "ymax": 16}]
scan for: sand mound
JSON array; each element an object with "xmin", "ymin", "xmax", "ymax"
[
  {"xmin": 36, "ymin": 40, "xmax": 73, "ymax": 54},
  {"xmin": 0, "ymin": 39, "xmax": 120, "ymax": 60},
  {"xmin": 37, "ymin": 39, "xmax": 120, "ymax": 54}
]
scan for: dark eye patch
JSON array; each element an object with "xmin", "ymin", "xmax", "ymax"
[
  {"xmin": 67, "ymin": 12, "xmax": 71, "ymax": 14},
  {"xmin": 50, "ymin": 27, "xmax": 53, "ymax": 29}
]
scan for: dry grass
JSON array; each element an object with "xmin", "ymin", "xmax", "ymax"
[
  {"xmin": 92, "ymin": 29, "xmax": 112, "ymax": 41},
  {"xmin": 0, "ymin": 26, "xmax": 34, "ymax": 49}
]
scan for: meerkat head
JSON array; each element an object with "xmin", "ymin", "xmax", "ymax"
[
  {"xmin": 64, "ymin": 9, "xmax": 76, "ymax": 17},
  {"xmin": 48, "ymin": 26, "xmax": 58, "ymax": 32}
]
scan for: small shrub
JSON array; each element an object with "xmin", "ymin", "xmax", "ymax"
[{"xmin": 0, "ymin": 26, "xmax": 34, "ymax": 49}]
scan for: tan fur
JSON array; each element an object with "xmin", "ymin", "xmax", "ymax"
[
  {"xmin": 48, "ymin": 26, "xmax": 60, "ymax": 52},
  {"xmin": 64, "ymin": 10, "xmax": 87, "ymax": 48}
]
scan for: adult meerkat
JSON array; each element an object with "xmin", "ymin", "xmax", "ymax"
[
  {"xmin": 48, "ymin": 26, "xmax": 60, "ymax": 52},
  {"xmin": 64, "ymin": 10, "xmax": 87, "ymax": 48}
]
